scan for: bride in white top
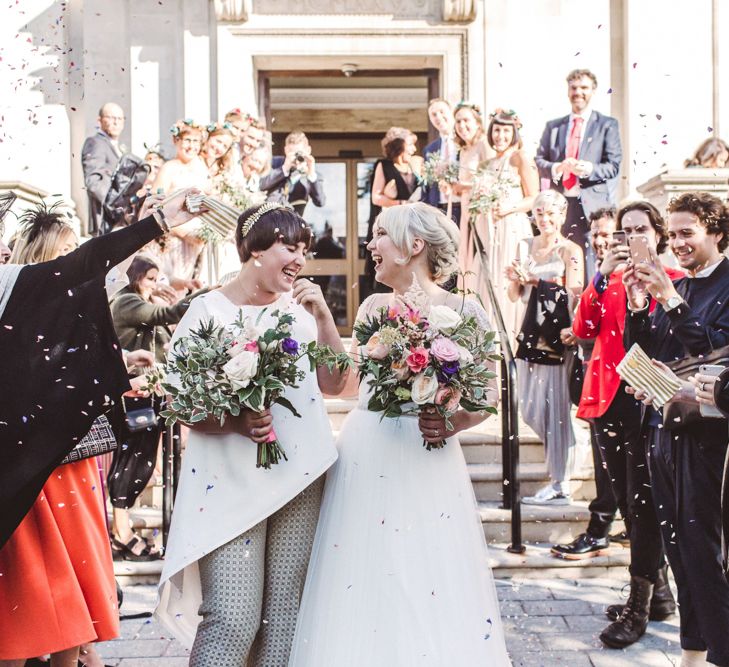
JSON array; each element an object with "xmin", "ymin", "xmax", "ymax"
[{"xmin": 289, "ymin": 202, "xmax": 511, "ymax": 666}]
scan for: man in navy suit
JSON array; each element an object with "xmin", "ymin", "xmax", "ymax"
[
  {"xmin": 81, "ymin": 102, "xmax": 125, "ymax": 236},
  {"xmin": 421, "ymin": 99, "xmax": 461, "ymax": 223},
  {"xmin": 536, "ymin": 69, "xmax": 622, "ymax": 277},
  {"xmin": 260, "ymin": 131, "xmax": 325, "ymax": 217}
]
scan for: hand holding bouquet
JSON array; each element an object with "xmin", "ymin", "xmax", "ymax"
[
  {"xmin": 420, "ymin": 153, "xmax": 460, "ymax": 189},
  {"xmin": 354, "ymin": 298, "xmax": 500, "ymax": 449},
  {"xmin": 162, "ymin": 308, "xmax": 349, "ymax": 468},
  {"xmin": 467, "ymin": 168, "xmax": 520, "ymax": 217}
]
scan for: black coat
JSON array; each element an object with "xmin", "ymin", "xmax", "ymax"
[
  {"xmin": 259, "ymin": 157, "xmax": 325, "ymax": 216},
  {"xmin": 82, "ymin": 132, "xmax": 122, "ymax": 235},
  {"xmin": 0, "ymin": 217, "xmax": 162, "ymax": 546}
]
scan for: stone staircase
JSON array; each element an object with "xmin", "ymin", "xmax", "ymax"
[{"xmin": 114, "ymin": 396, "xmax": 629, "ymax": 583}]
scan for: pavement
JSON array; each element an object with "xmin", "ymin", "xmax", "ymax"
[{"xmin": 97, "ymin": 578, "xmax": 682, "ymax": 666}]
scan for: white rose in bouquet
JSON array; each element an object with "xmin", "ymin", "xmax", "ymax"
[
  {"xmin": 456, "ymin": 344, "xmax": 474, "ymax": 365},
  {"xmin": 427, "ymin": 305, "xmax": 462, "ymax": 333},
  {"xmin": 222, "ymin": 350, "xmax": 259, "ymax": 390},
  {"xmin": 411, "ymin": 372, "xmax": 439, "ymax": 405}
]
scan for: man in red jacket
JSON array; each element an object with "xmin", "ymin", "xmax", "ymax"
[{"xmin": 553, "ymin": 201, "xmax": 681, "ymax": 647}]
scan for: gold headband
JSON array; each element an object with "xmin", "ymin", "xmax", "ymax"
[{"xmin": 240, "ymin": 203, "xmax": 285, "ymax": 238}]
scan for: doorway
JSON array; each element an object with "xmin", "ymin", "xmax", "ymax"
[
  {"xmin": 258, "ymin": 66, "xmax": 438, "ymax": 332},
  {"xmin": 298, "ymin": 157, "xmax": 375, "ymax": 334}
]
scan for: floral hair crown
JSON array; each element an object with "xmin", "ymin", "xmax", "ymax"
[
  {"xmin": 206, "ymin": 121, "xmax": 235, "ymax": 134},
  {"xmin": 169, "ymin": 118, "xmax": 204, "ymax": 137},
  {"xmin": 454, "ymin": 101, "xmax": 482, "ymax": 118},
  {"xmin": 489, "ymin": 108, "xmax": 523, "ymax": 130},
  {"xmin": 240, "ymin": 203, "xmax": 285, "ymax": 238}
]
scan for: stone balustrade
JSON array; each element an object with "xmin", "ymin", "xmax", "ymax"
[{"xmin": 636, "ymin": 168, "xmax": 729, "ymax": 212}]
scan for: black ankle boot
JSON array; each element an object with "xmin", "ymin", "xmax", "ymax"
[
  {"xmin": 649, "ymin": 565, "xmax": 676, "ymax": 619},
  {"xmin": 606, "ymin": 566, "xmax": 676, "ymax": 621},
  {"xmin": 600, "ymin": 575, "xmax": 653, "ymax": 648}
]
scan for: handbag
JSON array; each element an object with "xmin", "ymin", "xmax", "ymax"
[
  {"xmin": 122, "ymin": 328, "xmax": 160, "ymax": 433},
  {"xmin": 123, "ymin": 395, "xmax": 158, "ymax": 433},
  {"xmin": 61, "ymin": 414, "xmax": 117, "ymax": 464},
  {"xmin": 662, "ymin": 345, "xmax": 729, "ymax": 430}
]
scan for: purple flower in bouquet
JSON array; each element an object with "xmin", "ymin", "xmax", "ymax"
[
  {"xmin": 437, "ymin": 360, "xmax": 460, "ymax": 383},
  {"xmin": 282, "ymin": 337, "xmax": 299, "ymax": 355}
]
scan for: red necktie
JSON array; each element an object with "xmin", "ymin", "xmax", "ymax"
[{"xmin": 563, "ymin": 117, "xmax": 584, "ymax": 190}]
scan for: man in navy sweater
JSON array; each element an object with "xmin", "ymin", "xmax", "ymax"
[{"xmin": 621, "ymin": 192, "xmax": 729, "ymax": 666}]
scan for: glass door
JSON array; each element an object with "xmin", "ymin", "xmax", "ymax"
[{"xmin": 300, "ymin": 158, "xmax": 376, "ymax": 334}]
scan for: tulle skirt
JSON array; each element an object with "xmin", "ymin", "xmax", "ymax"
[{"xmin": 289, "ymin": 408, "xmax": 511, "ymax": 666}]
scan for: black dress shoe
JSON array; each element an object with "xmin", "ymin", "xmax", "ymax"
[
  {"xmin": 551, "ymin": 532, "xmax": 610, "ymax": 560},
  {"xmin": 609, "ymin": 530, "xmax": 630, "ymax": 547}
]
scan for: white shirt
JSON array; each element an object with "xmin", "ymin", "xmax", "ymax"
[
  {"xmin": 552, "ymin": 107, "xmax": 594, "ymax": 197},
  {"xmin": 692, "ymin": 257, "xmax": 724, "ymax": 278},
  {"xmin": 439, "ymin": 135, "xmax": 460, "ymax": 204}
]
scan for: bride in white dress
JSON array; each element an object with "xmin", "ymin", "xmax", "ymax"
[{"xmin": 289, "ymin": 202, "xmax": 511, "ymax": 666}]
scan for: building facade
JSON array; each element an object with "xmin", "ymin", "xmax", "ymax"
[{"xmin": 1, "ymin": 0, "xmax": 727, "ymax": 323}]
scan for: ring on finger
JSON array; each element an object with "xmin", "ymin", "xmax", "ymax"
[{"xmin": 700, "ymin": 382, "xmax": 706, "ymax": 392}]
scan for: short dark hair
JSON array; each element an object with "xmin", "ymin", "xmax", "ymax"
[
  {"xmin": 667, "ymin": 192, "xmax": 729, "ymax": 252},
  {"xmin": 566, "ymin": 69, "xmax": 598, "ymax": 87},
  {"xmin": 589, "ymin": 207, "xmax": 616, "ymax": 224},
  {"xmin": 126, "ymin": 254, "xmax": 159, "ymax": 294},
  {"xmin": 235, "ymin": 204, "xmax": 312, "ymax": 263},
  {"xmin": 617, "ymin": 201, "xmax": 668, "ymax": 255},
  {"xmin": 486, "ymin": 110, "xmax": 522, "ymax": 150}
]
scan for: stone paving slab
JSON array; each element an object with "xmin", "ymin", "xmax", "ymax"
[{"xmin": 97, "ymin": 579, "xmax": 682, "ymax": 665}]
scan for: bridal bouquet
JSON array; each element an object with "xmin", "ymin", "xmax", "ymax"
[
  {"xmin": 162, "ymin": 309, "xmax": 349, "ymax": 468},
  {"xmin": 468, "ymin": 169, "xmax": 520, "ymax": 216},
  {"xmin": 420, "ymin": 153, "xmax": 460, "ymax": 188},
  {"xmin": 354, "ymin": 299, "xmax": 499, "ymax": 449}
]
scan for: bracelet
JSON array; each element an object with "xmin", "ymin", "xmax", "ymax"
[{"xmin": 152, "ymin": 208, "xmax": 170, "ymax": 233}]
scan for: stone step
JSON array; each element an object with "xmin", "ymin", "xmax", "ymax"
[
  {"xmin": 460, "ymin": 432, "xmax": 545, "ymax": 464},
  {"xmin": 479, "ymin": 499, "xmax": 624, "ymax": 545},
  {"xmin": 488, "ymin": 541, "xmax": 630, "ymax": 579},
  {"xmin": 137, "ymin": 483, "xmax": 164, "ymax": 508},
  {"xmin": 114, "ymin": 539, "xmax": 630, "ymax": 585},
  {"xmin": 469, "ymin": 463, "xmax": 597, "ymax": 503}
]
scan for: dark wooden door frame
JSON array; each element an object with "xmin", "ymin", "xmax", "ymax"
[{"xmin": 256, "ymin": 67, "xmax": 440, "ymax": 141}]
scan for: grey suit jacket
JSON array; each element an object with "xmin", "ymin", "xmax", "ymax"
[
  {"xmin": 535, "ymin": 110, "xmax": 622, "ymax": 216},
  {"xmin": 82, "ymin": 132, "xmax": 121, "ymax": 235}
]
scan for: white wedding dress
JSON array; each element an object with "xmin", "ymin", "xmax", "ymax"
[{"xmin": 289, "ymin": 297, "xmax": 511, "ymax": 666}]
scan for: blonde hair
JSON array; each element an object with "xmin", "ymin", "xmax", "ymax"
[
  {"xmin": 533, "ymin": 189, "xmax": 568, "ymax": 214},
  {"xmin": 375, "ymin": 203, "xmax": 459, "ymax": 284},
  {"xmin": 10, "ymin": 218, "xmax": 76, "ymax": 264}
]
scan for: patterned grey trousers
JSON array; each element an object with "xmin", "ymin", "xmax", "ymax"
[{"xmin": 189, "ymin": 476, "xmax": 324, "ymax": 667}]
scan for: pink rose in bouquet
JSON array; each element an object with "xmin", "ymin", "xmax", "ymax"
[
  {"xmin": 391, "ymin": 359, "xmax": 411, "ymax": 381},
  {"xmin": 430, "ymin": 336, "xmax": 460, "ymax": 363},
  {"xmin": 405, "ymin": 346, "xmax": 430, "ymax": 373},
  {"xmin": 435, "ymin": 385, "xmax": 462, "ymax": 413},
  {"xmin": 366, "ymin": 332, "xmax": 390, "ymax": 360}
]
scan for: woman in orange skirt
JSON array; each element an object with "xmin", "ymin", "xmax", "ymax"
[
  {"xmin": 0, "ymin": 209, "xmax": 120, "ymax": 666},
  {"xmin": 0, "ymin": 457, "xmax": 119, "ymax": 665}
]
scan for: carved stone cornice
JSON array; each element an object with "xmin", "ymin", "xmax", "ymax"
[
  {"xmin": 250, "ymin": 0, "xmax": 437, "ymax": 18},
  {"xmin": 442, "ymin": 0, "xmax": 476, "ymax": 22},
  {"xmin": 213, "ymin": 0, "xmax": 249, "ymax": 22}
]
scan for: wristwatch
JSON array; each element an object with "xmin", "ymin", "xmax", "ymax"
[{"xmin": 664, "ymin": 295, "xmax": 684, "ymax": 312}]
